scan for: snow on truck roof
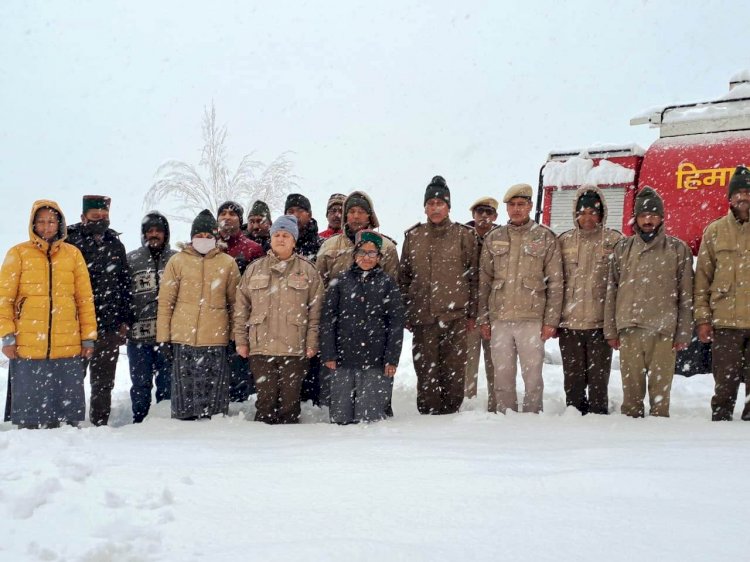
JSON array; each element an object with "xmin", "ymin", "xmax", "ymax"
[
  {"xmin": 543, "ymin": 156, "xmax": 635, "ymax": 187},
  {"xmin": 631, "ymin": 71, "xmax": 750, "ymax": 137}
]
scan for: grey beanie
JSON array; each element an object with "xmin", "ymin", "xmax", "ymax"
[{"xmin": 270, "ymin": 215, "xmax": 299, "ymax": 241}]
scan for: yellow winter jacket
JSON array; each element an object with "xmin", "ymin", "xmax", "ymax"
[{"xmin": 0, "ymin": 200, "xmax": 98, "ymax": 359}]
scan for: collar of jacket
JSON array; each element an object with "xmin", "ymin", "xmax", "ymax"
[
  {"xmin": 268, "ymin": 251, "xmax": 296, "ymax": 272},
  {"xmin": 183, "ymin": 244, "xmax": 222, "ymax": 259},
  {"xmin": 729, "ymin": 207, "xmax": 750, "ymax": 227},
  {"xmin": 427, "ymin": 217, "xmax": 452, "ymax": 235},
  {"xmin": 632, "ymin": 224, "xmax": 666, "ymax": 250},
  {"xmin": 350, "ymin": 262, "xmax": 382, "ymax": 278},
  {"xmin": 507, "ymin": 219, "xmax": 534, "ymax": 233}
]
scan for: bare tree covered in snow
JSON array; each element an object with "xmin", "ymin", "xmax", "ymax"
[{"xmin": 144, "ymin": 102, "xmax": 297, "ymax": 221}]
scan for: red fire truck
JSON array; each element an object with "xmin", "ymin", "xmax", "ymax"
[{"xmin": 535, "ymin": 71, "xmax": 750, "ymax": 374}]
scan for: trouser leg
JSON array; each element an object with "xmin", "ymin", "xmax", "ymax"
[
  {"xmin": 645, "ymin": 333, "xmax": 675, "ymax": 418},
  {"xmin": 559, "ymin": 328, "xmax": 589, "ymax": 414},
  {"xmin": 127, "ymin": 342, "xmax": 155, "ymax": 423},
  {"xmin": 619, "ymin": 328, "xmax": 647, "ymax": 418},
  {"xmin": 154, "ymin": 345, "xmax": 172, "ymax": 403},
  {"xmin": 711, "ymin": 329, "xmax": 744, "ymax": 421},
  {"xmin": 250, "ymin": 356, "xmax": 279, "ymax": 424},
  {"xmin": 89, "ymin": 332, "xmax": 120, "ymax": 426},
  {"xmin": 515, "ymin": 321, "xmax": 545, "ymax": 413},
  {"xmin": 412, "ymin": 325, "xmax": 442, "ymax": 415},
  {"xmin": 490, "ymin": 320, "xmax": 518, "ymax": 413},
  {"xmin": 277, "ymin": 357, "xmax": 308, "ymax": 424},
  {"xmin": 586, "ymin": 329, "xmax": 612, "ymax": 415},
  {"xmin": 482, "ymin": 336, "xmax": 496, "ymax": 412},
  {"xmin": 329, "ymin": 367, "xmax": 356, "ymax": 424},
  {"xmin": 227, "ymin": 341, "xmax": 251, "ymax": 403},
  {"xmin": 464, "ymin": 327, "xmax": 481, "ymax": 398},
  {"xmin": 355, "ymin": 368, "xmax": 391, "ymax": 423},
  {"xmin": 439, "ymin": 319, "xmax": 467, "ymax": 415}
]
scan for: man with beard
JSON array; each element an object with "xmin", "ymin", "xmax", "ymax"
[
  {"xmin": 317, "ymin": 191, "xmax": 399, "ymax": 287},
  {"xmin": 695, "ymin": 166, "xmax": 750, "ymax": 421},
  {"xmin": 245, "ymin": 200, "xmax": 272, "ymax": 254},
  {"xmin": 464, "ymin": 197, "xmax": 498, "ymax": 411},
  {"xmin": 67, "ymin": 195, "xmax": 133, "ymax": 426},
  {"xmin": 285, "ymin": 193, "xmax": 321, "ymax": 261},
  {"xmin": 319, "ymin": 193, "xmax": 346, "ymax": 240},
  {"xmin": 217, "ymin": 201, "xmax": 263, "ymax": 403},
  {"xmin": 126, "ymin": 212, "xmax": 177, "ymax": 423},
  {"xmin": 604, "ymin": 187, "xmax": 693, "ymax": 418}
]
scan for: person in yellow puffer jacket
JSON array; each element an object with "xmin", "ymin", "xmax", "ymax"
[{"xmin": 0, "ymin": 200, "xmax": 97, "ymax": 428}]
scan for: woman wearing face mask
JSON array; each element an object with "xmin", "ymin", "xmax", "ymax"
[
  {"xmin": 156, "ymin": 209, "xmax": 241, "ymax": 420},
  {"xmin": 1, "ymin": 200, "xmax": 97, "ymax": 429},
  {"xmin": 320, "ymin": 230, "xmax": 406, "ymax": 424}
]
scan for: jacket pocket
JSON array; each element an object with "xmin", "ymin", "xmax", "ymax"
[
  {"xmin": 248, "ymin": 311, "xmax": 267, "ymax": 349},
  {"xmin": 488, "ymin": 241, "xmax": 509, "ymax": 277},
  {"xmin": 15, "ymin": 297, "xmax": 26, "ymax": 319},
  {"xmin": 286, "ymin": 312, "xmax": 307, "ymax": 354},
  {"xmin": 489, "ymin": 279, "xmax": 505, "ymax": 313},
  {"xmin": 522, "ymin": 276, "xmax": 546, "ymax": 315}
]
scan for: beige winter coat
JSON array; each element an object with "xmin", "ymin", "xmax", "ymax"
[
  {"xmin": 558, "ymin": 187, "xmax": 623, "ymax": 330},
  {"xmin": 156, "ymin": 245, "xmax": 241, "ymax": 347},
  {"xmin": 479, "ymin": 220, "xmax": 563, "ymax": 326},
  {"xmin": 603, "ymin": 227, "xmax": 693, "ymax": 344},
  {"xmin": 694, "ymin": 210, "xmax": 750, "ymax": 329},
  {"xmin": 399, "ymin": 218, "xmax": 478, "ymax": 326},
  {"xmin": 317, "ymin": 231, "xmax": 399, "ymax": 287},
  {"xmin": 234, "ymin": 252, "xmax": 323, "ymax": 356}
]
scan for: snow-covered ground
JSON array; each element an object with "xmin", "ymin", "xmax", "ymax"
[{"xmin": 2, "ymin": 337, "xmax": 749, "ymax": 562}]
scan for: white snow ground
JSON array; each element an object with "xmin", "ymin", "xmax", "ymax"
[{"xmin": 2, "ymin": 336, "xmax": 750, "ymax": 562}]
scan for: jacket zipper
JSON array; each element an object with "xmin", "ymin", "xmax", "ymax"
[
  {"xmin": 46, "ymin": 246, "xmax": 53, "ymax": 359},
  {"xmin": 195, "ymin": 254, "xmax": 204, "ymax": 346}
]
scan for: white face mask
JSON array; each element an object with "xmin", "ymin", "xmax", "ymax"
[{"xmin": 192, "ymin": 237, "xmax": 216, "ymax": 255}]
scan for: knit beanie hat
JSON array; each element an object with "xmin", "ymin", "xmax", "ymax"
[
  {"xmin": 576, "ymin": 190, "xmax": 603, "ymax": 214},
  {"xmin": 634, "ymin": 186, "xmax": 664, "ymax": 218},
  {"xmin": 249, "ymin": 200, "xmax": 272, "ymax": 223},
  {"xmin": 82, "ymin": 195, "xmax": 111, "ymax": 213},
  {"xmin": 217, "ymin": 200, "xmax": 244, "ymax": 220},
  {"xmin": 327, "ymin": 193, "xmax": 346, "ymax": 211},
  {"xmin": 354, "ymin": 229, "xmax": 383, "ymax": 250},
  {"xmin": 191, "ymin": 209, "xmax": 218, "ymax": 238},
  {"xmin": 270, "ymin": 215, "xmax": 299, "ymax": 241},
  {"xmin": 728, "ymin": 166, "xmax": 750, "ymax": 199},
  {"xmin": 424, "ymin": 175, "xmax": 451, "ymax": 207},
  {"xmin": 345, "ymin": 193, "xmax": 373, "ymax": 216},
  {"xmin": 141, "ymin": 211, "xmax": 169, "ymax": 235},
  {"xmin": 285, "ymin": 193, "xmax": 312, "ymax": 213}
]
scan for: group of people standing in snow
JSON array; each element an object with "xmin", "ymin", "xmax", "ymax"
[{"xmin": 2, "ymin": 166, "xmax": 750, "ymax": 429}]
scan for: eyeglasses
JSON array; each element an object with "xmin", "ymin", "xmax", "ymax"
[
  {"xmin": 474, "ymin": 207, "xmax": 496, "ymax": 216},
  {"xmin": 355, "ymin": 250, "xmax": 379, "ymax": 258}
]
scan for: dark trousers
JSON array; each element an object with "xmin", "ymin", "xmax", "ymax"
[
  {"xmin": 329, "ymin": 367, "xmax": 392, "ymax": 424},
  {"xmin": 127, "ymin": 342, "xmax": 171, "ymax": 423},
  {"xmin": 412, "ymin": 319, "xmax": 467, "ymax": 415},
  {"xmin": 711, "ymin": 328, "xmax": 750, "ymax": 421},
  {"xmin": 249, "ymin": 355, "xmax": 308, "ymax": 424},
  {"xmin": 300, "ymin": 354, "xmax": 321, "ymax": 406},
  {"xmin": 87, "ymin": 331, "xmax": 122, "ymax": 426},
  {"xmin": 227, "ymin": 341, "xmax": 255, "ymax": 402},
  {"xmin": 559, "ymin": 328, "xmax": 612, "ymax": 415}
]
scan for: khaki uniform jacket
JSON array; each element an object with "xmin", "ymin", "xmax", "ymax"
[
  {"xmin": 558, "ymin": 186, "xmax": 623, "ymax": 330},
  {"xmin": 234, "ymin": 252, "xmax": 323, "ymax": 357},
  {"xmin": 695, "ymin": 210, "xmax": 750, "ymax": 329},
  {"xmin": 479, "ymin": 220, "xmax": 563, "ymax": 326},
  {"xmin": 399, "ymin": 218, "xmax": 478, "ymax": 326},
  {"xmin": 317, "ymin": 232, "xmax": 399, "ymax": 287},
  {"xmin": 603, "ymin": 228, "xmax": 693, "ymax": 344},
  {"xmin": 156, "ymin": 245, "xmax": 241, "ymax": 347}
]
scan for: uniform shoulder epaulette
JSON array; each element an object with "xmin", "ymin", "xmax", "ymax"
[
  {"xmin": 534, "ymin": 222, "xmax": 557, "ymax": 236},
  {"xmin": 557, "ymin": 228, "xmax": 575, "ymax": 239},
  {"xmin": 380, "ymin": 232, "xmax": 398, "ymax": 246},
  {"xmin": 404, "ymin": 222, "xmax": 422, "ymax": 234},
  {"xmin": 703, "ymin": 215, "xmax": 724, "ymax": 232},
  {"xmin": 296, "ymin": 254, "xmax": 317, "ymax": 268},
  {"xmin": 455, "ymin": 222, "xmax": 474, "ymax": 232}
]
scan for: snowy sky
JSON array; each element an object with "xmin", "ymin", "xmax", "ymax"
[{"xmin": 1, "ymin": 0, "xmax": 748, "ymax": 251}]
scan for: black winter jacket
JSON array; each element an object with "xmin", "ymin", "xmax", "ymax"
[
  {"xmin": 67, "ymin": 223, "xmax": 133, "ymax": 335},
  {"xmin": 295, "ymin": 218, "xmax": 322, "ymax": 262},
  {"xmin": 320, "ymin": 264, "xmax": 406, "ymax": 370}
]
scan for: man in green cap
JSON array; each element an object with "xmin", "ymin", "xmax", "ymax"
[
  {"xmin": 604, "ymin": 186, "xmax": 693, "ymax": 418},
  {"xmin": 67, "ymin": 195, "xmax": 133, "ymax": 426},
  {"xmin": 695, "ymin": 165, "xmax": 750, "ymax": 421},
  {"xmin": 245, "ymin": 200, "xmax": 272, "ymax": 253}
]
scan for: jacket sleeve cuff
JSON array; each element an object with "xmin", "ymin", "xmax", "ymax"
[
  {"xmin": 2, "ymin": 334, "xmax": 16, "ymax": 346},
  {"xmin": 81, "ymin": 340, "xmax": 95, "ymax": 348}
]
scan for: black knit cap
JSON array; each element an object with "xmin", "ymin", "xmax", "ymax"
[
  {"xmin": 728, "ymin": 165, "xmax": 750, "ymax": 199},
  {"xmin": 217, "ymin": 200, "xmax": 244, "ymax": 220},
  {"xmin": 285, "ymin": 193, "xmax": 312, "ymax": 213},
  {"xmin": 345, "ymin": 193, "xmax": 372, "ymax": 216},
  {"xmin": 141, "ymin": 212, "xmax": 168, "ymax": 234},
  {"xmin": 249, "ymin": 200, "xmax": 272, "ymax": 222},
  {"xmin": 576, "ymin": 190, "xmax": 602, "ymax": 214},
  {"xmin": 424, "ymin": 175, "xmax": 451, "ymax": 207},
  {"xmin": 634, "ymin": 186, "xmax": 664, "ymax": 218},
  {"xmin": 191, "ymin": 209, "xmax": 218, "ymax": 238}
]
